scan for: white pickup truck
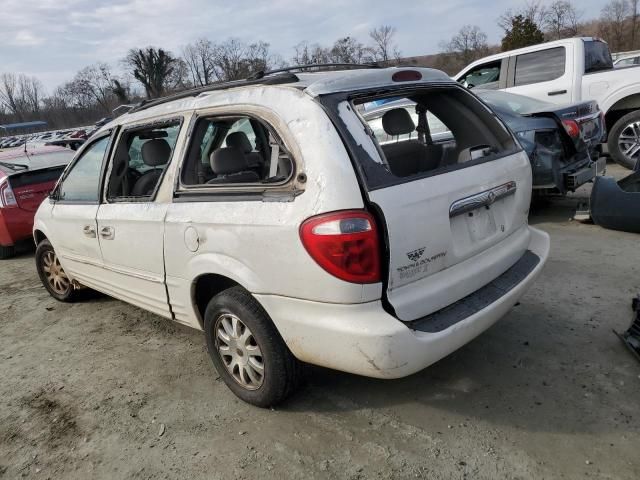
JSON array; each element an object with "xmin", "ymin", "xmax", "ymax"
[{"xmin": 456, "ymin": 37, "xmax": 640, "ymax": 169}]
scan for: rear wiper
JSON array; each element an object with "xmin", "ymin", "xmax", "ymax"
[{"xmin": 0, "ymin": 161, "xmax": 29, "ymax": 171}]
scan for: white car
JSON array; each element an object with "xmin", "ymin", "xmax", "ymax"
[
  {"xmin": 33, "ymin": 67, "xmax": 550, "ymax": 406},
  {"xmin": 455, "ymin": 37, "xmax": 640, "ymax": 170}
]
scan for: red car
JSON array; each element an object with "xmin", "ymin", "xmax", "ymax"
[{"xmin": 0, "ymin": 146, "xmax": 74, "ymax": 258}]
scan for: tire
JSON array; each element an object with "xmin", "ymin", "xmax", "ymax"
[
  {"xmin": 0, "ymin": 244, "xmax": 15, "ymax": 260},
  {"xmin": 608, "ymin": 110, "xmax": 640, "ymax": 170},
  {"xmin": 35, "ymin": 239, "xmax": 79, "ymax": 302},
  {"xmin": 204, "ymin": 286, "xmax": 301, "ymax": 407}
]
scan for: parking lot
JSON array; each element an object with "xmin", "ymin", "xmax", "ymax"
[{"xmin": 0, "ymin": 164, "xmax": 638, "ymax": 480}]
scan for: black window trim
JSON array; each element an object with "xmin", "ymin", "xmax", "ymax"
[
  {"xmin": 103, "ymin": 116, "xmax": 184, "ymax": 204},
  {"xmin": 173, "ymin": 111, "xmax": 298, "ymax": 199},
  {"xmin": 52, "ymin": 130, "xmax": 116, "ymax": 205}
]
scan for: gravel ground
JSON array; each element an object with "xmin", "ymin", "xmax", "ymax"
[{"xmin": 1, "ymin": 165, "xmax": 639, "ymax": 479}]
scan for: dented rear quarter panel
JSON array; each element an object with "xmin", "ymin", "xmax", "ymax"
[{"xmin": 161, "ymin": 86, "xmax": 383, "ymax": 328}]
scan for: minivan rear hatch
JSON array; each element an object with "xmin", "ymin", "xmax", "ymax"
[{"xmin": 318, "ymin": 81, "xmax": 533, "ymax": 321}]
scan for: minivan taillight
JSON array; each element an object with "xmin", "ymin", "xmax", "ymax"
[
  {"xmin": 300, "ymin": 210, "xmax": 381, "ymax": 284},
  {"xmin": 0, "ymin": 179, "xmax": 17, "ymax": 208}
]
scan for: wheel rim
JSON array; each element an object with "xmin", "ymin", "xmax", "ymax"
[
  {"xmin": 618, "ymin": 121, "xmax": 640, "ymax": 164},
  {"xmin": 42, "ymin": 250, "xmax": 70, "ymax": 295},
  {"xmin": 214, "ymin": 313, "xmax": 264, "ymax": 390}
]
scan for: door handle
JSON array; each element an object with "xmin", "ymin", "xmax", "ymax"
[
  {"xmin": 83, "ymin": 225, "xmax": 96, "ymax": 238},
  {"xmin": 449, "ymin": 181, "xmax": 517, "ymax": 218},
  {"xmin": 547, "ymin": 89, "xmax": 567, "ymax": 96},
  {"xmin": 100, "ymin": 226, "xmax": 115, "ymax": 240}
]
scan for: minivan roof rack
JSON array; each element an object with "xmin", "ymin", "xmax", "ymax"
[
  {"xmin": 247, "ymin": 63, "xmax": 382, "ymax": 80},
  {"xmin": 127, "ymin": 72, "xmax": 300, "ymax": 114}
]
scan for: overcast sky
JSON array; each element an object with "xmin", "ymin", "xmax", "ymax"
[{"xmin": 0, "ymin": 0, "xmax": 606, "ymax": 92}]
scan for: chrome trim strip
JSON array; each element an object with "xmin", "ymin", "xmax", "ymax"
[{"xmin": 449, "ymin": 181, "xmax": 517, "ymax": 218}]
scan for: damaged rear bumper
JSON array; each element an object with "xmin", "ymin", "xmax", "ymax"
[{"xmin": 256, "ymin": 227, "xmax": 550, "ymax": 379}]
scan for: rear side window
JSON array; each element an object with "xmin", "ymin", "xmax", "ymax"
[
  {"xmin": 584, "ymin": 41, "xmax": 613, "ymax": 73},
  {"xmin": 106, "ymin": 121, "xmax": 180, "ymax": 201},
  {"xmin": 514, "ymin": 47, "xmax": 566, "ymax": 86},
  {"xmin": 180, "ymin": 115, "xmax": 293, "ymax": 187},
  {"xmin": 338, "ymin": 86, "xmax": 518, "ymax": 189}
]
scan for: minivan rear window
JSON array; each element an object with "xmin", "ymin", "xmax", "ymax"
[{"xmin": 321, "ymin": 86, "xmax": 518, "ymax": 190}]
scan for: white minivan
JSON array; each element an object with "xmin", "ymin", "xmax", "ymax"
[{"xmin": 33, "ymin": 67, "xmax": 550, "ymax": 406}]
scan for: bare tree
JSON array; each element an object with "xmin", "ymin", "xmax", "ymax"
[
  {"xmin": 182, "ymin": 38, "xmax": 216, "ymax": 86},
  {"xmin": 19, "ymin": 75, "xmax": 43, "ymax": 114},
  {"xmin": 440, "ymin": 25, "xmax": 490, "ymax": 68},
  {"xmin": 211, "ymin": 39, "xmax": 278, "ymax": 81},
  {"xmin": 292, "ymin": 41, "xmax": 331, "ymax": 65},
  {"xmin": 499, "ymin": 1, "xmax": 549, "ymax": 32},
  {"xmin": 545, "ymin": 0, "xmax": 583, "ymax": 39},
  {"xmin": 369, "ymin": 25, "xmax": 400, "ymax": 63},
  {"xmin": 73, "ymin": 64, "xmax": 117, "ymax": 112},
  {"xmin": 124, "ymin": 47, "xmax": 177, "ymax": 99},
  {"xmin": 0, "ymin": 73, "xmax": 23, "ymax": 120},
  {"xmin": 600, "ymin": 0, "xmax": 632, "ymax": 51},
  {"xmin": 631, "ymin": 0, "xmax": 639, "ymax": 48},
  {"xmin": 328, "ymin": 37, "xmax": 369, "ymax": 64}
]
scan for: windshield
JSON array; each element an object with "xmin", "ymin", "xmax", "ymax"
[{"xmin": 477, "ymin": 90, "xmax": 554, "ymax": 115}]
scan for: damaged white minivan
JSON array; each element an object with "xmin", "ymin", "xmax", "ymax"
[{"xmin": 33, "ymin": 66, "xmax": 550, "ymax": 406}]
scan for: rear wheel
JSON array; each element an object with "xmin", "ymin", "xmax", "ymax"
[
  {"xmin": 204, "ymin": 286, "xmax": 301, "ymax": 407},
  {"xmin": 0, "ymin": 244, "xmax": 15, "ymax": 260},
  {"xmin": 608, "ymin": 110, "xmax": 640, "ymax": 170},
  {"xmin": 35, "ymin": 240, "xmax": 78, "ymax": 302}
]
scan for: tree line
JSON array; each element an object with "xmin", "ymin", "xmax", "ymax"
[
  {"xmin": 436, "ymin": 0, "xmax": 640, "ymax": 74},
  {"xmin": 0, "ymin": 26, "xmax": 400, "ymax": 131},
  {"xmin": 2, "ymin": 1, "xmax": 639, "ymax": 132}
]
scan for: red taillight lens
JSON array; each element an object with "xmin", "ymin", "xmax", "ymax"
[
  {"xmin": 300, "ymin": 210, "xmax": 381, "ymax": 284},
  {"xmin": 0, "ymin": 180, "xmax": 17, "ymax": 208},
  {"xmin": 561, "ymin": 119, "xmax": 581, "ymax": 139}
]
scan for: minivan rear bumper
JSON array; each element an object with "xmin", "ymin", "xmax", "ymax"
[{"xmin": 256, "ymin": 226, "xmax": 550, "ymax": 379}]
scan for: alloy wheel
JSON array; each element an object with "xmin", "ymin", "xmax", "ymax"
[
  {"xmin": 214, "ymin": 313, "xmax": 265, "ymax": 390},
  {"xmin": 617, "ymin": 120, "xmax": 640, "ymax": 166},
  {"xmin": 42, "ymin": 250, "xmax": 70, "ymax": 295}
]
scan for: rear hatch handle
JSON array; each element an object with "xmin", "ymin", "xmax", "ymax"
[{"xmin": 450, "ymin": 181, "xmax": 517, "ymax": 218}]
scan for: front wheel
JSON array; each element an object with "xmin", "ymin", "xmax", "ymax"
[
  {"xmin": 204, "ymin": 286, "xmax": 301, "ymax": 407},
  {"xmin": 35, "ymin": 240, "xmax": 78, "ymax": 302},
  {"xmin": 608, "ymin": 110, "xmax": 640, "ymax": 170}
]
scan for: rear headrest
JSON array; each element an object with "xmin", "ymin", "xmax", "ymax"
[
  {"xmin": 382, "ymin": 108, "xmax": 415, "ymax": 136},
  {"xmin": 226, "ymin": 132, "xmax": 253, "ymax": 154},
  {"xmin": 141, "ymin": 139, "xmax": 171, "ymax": 167},
  {"xmin": 210, "ymin": 147, "xmax": 249, "ymax": 175}
]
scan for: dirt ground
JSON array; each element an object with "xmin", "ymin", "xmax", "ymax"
[{"xmin": 1, "ymin": 165, "xmax": 639, "ymax": 480}]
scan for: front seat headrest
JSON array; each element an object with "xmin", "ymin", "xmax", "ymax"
[
  {"xmin": 141, "ymin": 139, "xmax": 171, "ymax": 167},
  {"xmin": 226, "ymin": 132, "xmax": 253, "ymax": 154},
  {"xmin": 382, "ymin": 108, "xmax": 416, "ymax": 136},
  {"xmin": 210, "ymin": 147, "xmax": 249, "ymax": 175}
]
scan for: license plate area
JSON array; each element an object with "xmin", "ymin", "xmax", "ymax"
[{"xmin": 466, "ymin": 206, "xmax": 497, "ymax": 241}]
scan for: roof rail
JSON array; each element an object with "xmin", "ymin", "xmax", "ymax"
[
  {"xmin": 127, "ymin": 72, "xmax": 299, "ymax": 114},
  {"xmin": 248, "ymin": 63, "xmax": 381, "ymax": 80}
]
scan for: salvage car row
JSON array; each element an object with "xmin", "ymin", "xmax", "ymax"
[{"xmin": 0, "ymin": 36, "xmax": 636, "ymax": 407}]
